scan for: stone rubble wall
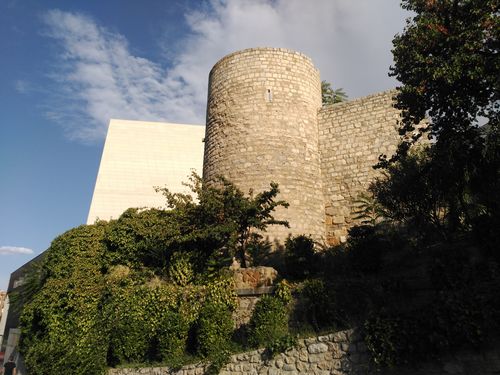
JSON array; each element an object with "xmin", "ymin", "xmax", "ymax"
[
  {"xmin": 233, "ymin": 294, "xmax": 261, "ymax": 329},
  {"xmin": 108, "ymin": 329, "xmax": 500, "ymax": 375},
  {"xmin": 231, "ymin": 267, "xmax": 277, "ymax": 328},
  {"xmin": 232, "ymin": 267, "xmax": 278, "ymax": 290},
  {"xmin": 108, "ymin": 329, "xmax": 368, "ymax": 375},
  {"xmin": 318, "ymin": 91, "xmax": 401, "ymax": 243},
  {"xmin": 203, "ymin": 48, "xmax": 325, "ymax": 243}
]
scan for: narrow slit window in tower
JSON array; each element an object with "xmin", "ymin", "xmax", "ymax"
[{"xmin": 266, "ymin": 88, "xmax": 273, "ymax": 102}]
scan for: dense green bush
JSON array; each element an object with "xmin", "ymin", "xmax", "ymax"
[
  {"xmin": 195, "ymin": 302, "xmax": 234, "ymax": 375},
  {"xmin": 363, "ymin": 240, "xmax": 500, "ymax": 367},
  {"xmin": 296, "ymin": 279, "xmax": 342, "ymax": 330},
  {"xmin": 364, "ymin": 314, "xmax": 420, "ymax": 367},
  {"xmin": 297, "ymin": 276, "xmax": 391, "ymax": 333},
  {"xmin": 106, "ymin": 285, "xmax": 152, "ymax": 364},
  {"xmin": 371, "ymin": 147, "xmax": 450, "ymax": 239},
  {"xmin": 196, "ymin": 303, "xmax": 234, "ymax": 358},
  {"xmin": 364, "ymin": 291, "xmax": 490, "ymax": 367},
  {"xmin": 104, "ymin": 208, "xmax": 180, "ymax": 271},
  {"xmin": 284, "ymin": 235, "xmax": 318, "ymax": 280},
  {"xmin": 104, "ymin": 272, "xmax": 204, "ymax": 367},
  {"xmin": 155, "ymin": 309, "xmax": 191, "ymax": 368},
  {"xmin": 20, "ymin": 224, "xmax": 110, "ymax": 375},
  {"xmin": 168, "ymin": 251, "xmax": 195, "ymax": 286},
  {"xmin": 274, "ymin": 279, "xmax": 292, "ymax": 305},
  {"xmin": 248, "ymin": 295, "xmax": 289, "ymax": 348}
]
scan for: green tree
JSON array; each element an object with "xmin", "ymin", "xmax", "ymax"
[
  {"xmin": 352, "ymin": 192, "xmax": 388, "ymax": 226},
  {"xmin": 157, "ymin": 173, "xmax": 289, "ymax": 268},
  {"xmin": 321, "ymin": 80, "xmax": 348, "ymax": 105},
  {"xmin": 379, "ymin": 0, "xmax": 499, "ymax": 234},
  {"xmin": 247, "ymin": 295, "xmax": 289, "ymax": 348},
  {"xmin": 390, "ymin": 0, "xmax": 499, "ymax": 146}
]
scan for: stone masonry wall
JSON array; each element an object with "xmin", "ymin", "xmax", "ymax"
[
  {"xmin": 203, "ymin": 48, "xmax": 325, "ymax": 243},
  {"xmin": 318, "ymin": 90, "xmax": 401, "ymax": 243},
  {"xmin": 108, "ymin": 329, "xmax": 500, "ymax": 375}
]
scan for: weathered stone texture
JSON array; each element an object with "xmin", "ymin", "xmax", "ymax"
[
  {"xmin": 203, "ymin": 48, "xmax": 325, "ymax": 243},
  {"xmin": 318, "ymin": 90, "xmax": 401, "ymax": 242},
  {"xmin": 231, "ymin": 267, "xmax": 278, "ymax": 328},
  {"xmin": 233, "ymin": 267, "xmax": 278, "ymax": 289},
  {"xmin": 233, "ymin": 295, "xmax": 260, "ymax": 329},
  {"xmin": 108, "ymin": 329, "xmax": 500, "ymax": 375}
]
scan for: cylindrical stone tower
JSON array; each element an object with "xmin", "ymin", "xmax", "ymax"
[{"xmin": 203, "ymin": 47, "xmax": 324, "ymax": 242}]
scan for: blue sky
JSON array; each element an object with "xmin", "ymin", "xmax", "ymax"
[{"xmin": 0, "ymin": 0, "xmax": 409, "ymax": 290}]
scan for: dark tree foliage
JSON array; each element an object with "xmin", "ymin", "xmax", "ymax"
[
  {"xmin": 359, "ymin": 2, "xmax": 500, "ymax": 365},
  {"xmin": 104, "ymin": 208, "xmax": 180, "ymax": 271},
  {"xmin": 371, "ymin": 146, "xmax": 452, "ymax": 238},
  {"xmin": 376, "ymin": 0, "xmax": 499, "ymax": 235},
  {"xmin": 283, "ymin": 235, "xmax": 318, "ymax": 280},
  {"xmin": 390, "ymin": 0, "xmax": 499, "ymax": 149},
  {"xmin": 321, "ymin": 80, "xmax": 348, "ymax": 105}
]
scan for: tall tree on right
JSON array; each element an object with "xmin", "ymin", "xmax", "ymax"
[
  {"xmin": 381, "ymin": 0, "xmax": 499, "ymax": 234},
  {"xmin": 389, "ymin": 0, "xmax": 500, "ymax": 151},
  {"xmin": 390, "ymin": 0, "xmax": 498, "ymax": 149}
]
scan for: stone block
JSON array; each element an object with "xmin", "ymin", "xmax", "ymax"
[
  {"xmin": 308, "ymin": 353, "xmax": 326, "ymax": 364},
  {"xmin": 307, "ymin": 343, "xmax": 329, "ymax": 354},
  {"xmin": 282, "ymin": 363, "xmax": 297, "ymax": 371}
]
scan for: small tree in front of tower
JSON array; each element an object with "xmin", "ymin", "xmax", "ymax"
[{"xmin": 156, "ymin": 173, "xmax": 289, "ymax": 270}]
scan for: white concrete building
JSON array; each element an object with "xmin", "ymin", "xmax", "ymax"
[{"xmin": 87, "ymin": 119, "xmax": 205, "ymax": 224}]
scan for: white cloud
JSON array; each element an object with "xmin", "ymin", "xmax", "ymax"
[
  {"xmin": 42, "ymin": 9, "xmax": 201, "ymax": 142},
  {"xmin": 0, "ymin": 246, "xmax": 34, "ymax": 255},
  {"xmin": 42, "ymin": 1, "xmax": 410, "ymax": 142},
  {"xmin": 15, "ymin": 80, "xmax": 32, "ymax": 94}
]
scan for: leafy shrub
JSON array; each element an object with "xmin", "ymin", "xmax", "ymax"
[
  {"xmin": 345, "ymin": 225, "xmax": 386, "ymax": 274},
  {"xmin": 267, "ymin": 334, "xmax": 297, "ymax": 358},
  {"xmin": 364, "ymin": 314, "xmax": 419, "ymax": 367},
  {"xmin": 168, "ymin": 251, "xmax": 194, "ymax": 286},
  {"xmin": 248, "ymin": 295, "xmax": 289, "ymax": 348},
  {"xmin": 284, "ymin": 235, "xmax": 317, "ymax": 280},
  {"xmin": 195, "ymin": 302, "xmax": 234, "ymax": 375},
  {"xmin": 104, "ymin": 208, "xmax": 179, "ymax": 271},
  {"xmin": 106, "ymin": 287, "xmax": 152, "ymax": 364},
  {"xmin": 155, "ymin": 310, "xmax": 191, "ymax": 368},
  {"xmin": 104, "ymin": 277, "xmax": 203, "ymax": 367},
  {"xmin": 20, "ymin": 224, "xmax": 109, "ymax": 375},
  {"xmin": 364, "ymin": 286, "xmax": 496, "ymax": 368},
  {"xmin": 274, "ymin": 279, "xmax": 292, "ymax": 305},
  {"xmin": 297, "ymin": 279, "xmax": 338, "ymax": 330},
  {"xmin": 149, "ymin": 283, "xmax": 203, "ymax": 365},
  {"xmin": 204, "ymin": 274, "xmax": 238, "ymax": 311}
]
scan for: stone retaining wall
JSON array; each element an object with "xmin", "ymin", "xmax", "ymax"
[{"xmin": 108, "ymin": 329, "xmax": 500, "ymax": 375}]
